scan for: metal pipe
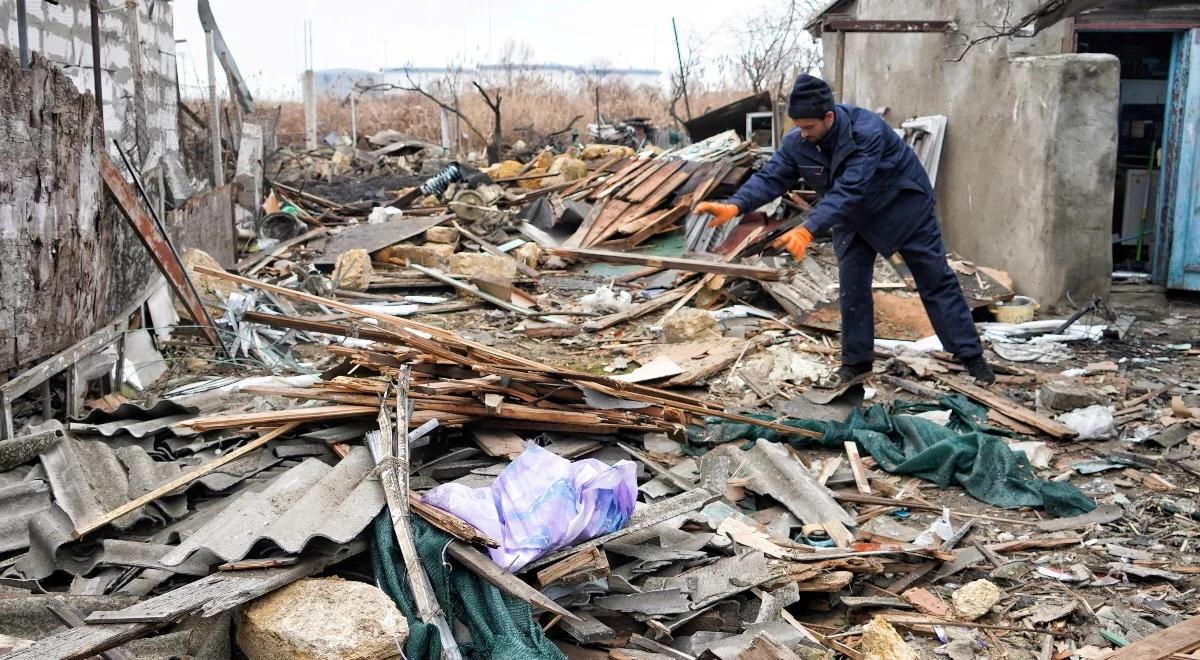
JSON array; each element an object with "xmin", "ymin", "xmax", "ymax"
[
  {"xmin": 16, "ymin": 0, "xmax": 29, "ymax": 68},
  {"xmin": 90, "ymin": 0, "xmax": 104, "ymax": 131},
  {"xmin": 671, "ymin": 17, "xmax": 692, "ymax": 122},
  {"xmin": 204, "ymin": 29, "xmax": 224, "ymax": 185}
]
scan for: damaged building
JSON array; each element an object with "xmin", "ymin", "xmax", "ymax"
[{"xmin": 808, "ymin": 0, "xmax": 1200, "ymax": 304}]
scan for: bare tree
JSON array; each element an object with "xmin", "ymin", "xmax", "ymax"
[
  {"xmin": 355, "ymin": 66, "xmax": 489, "ymax": 152},
  {"xmin": 576, "ymin": 60, "xmax": 615, "ymax": 126},
  {"xmin": 472, "ymin": 81, "xmax": 503, "ymax": 163},
  {"xmin": 729, "ymin": 0, "xmax": 824, "ymax": 101}
]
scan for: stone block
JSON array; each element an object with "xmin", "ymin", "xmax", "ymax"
[
  {"xmin": 661, "ymin": 308, "xmax": 718, "ymax": 343},
  {"xmin": 449, "ymin": 252, "xmax": 517, "ymax": 279},
  {"xmin": 1039, "ymin": 379, "xmax": 1104, "ymax": 411},
  {"xmin": 376, "ymin": 242, "xmax": 456, "ymax": 268},
  {"xmin": 424, "ymin": 226, "xmax": 460, "ymax": 244},
  {"xmin": 330, "ymin": 249, "xmax": 373, "ymax": 291},
  {"xmin": 951, "ymin": 579, "xmax": 1002, "ymax": 621},
  {"xmin": 236, "ymin": 577, "xmax": 407, "ymax": 660}
]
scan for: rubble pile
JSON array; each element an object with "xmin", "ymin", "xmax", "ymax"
[{"xmin": 1, "ymin": 130, "xmax": 1198, "ymax": 660}]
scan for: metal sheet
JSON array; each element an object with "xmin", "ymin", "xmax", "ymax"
[{"xmin": 313, "ymin": 217, "xmax": 450, "ymax": 264}]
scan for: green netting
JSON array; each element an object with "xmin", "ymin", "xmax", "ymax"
[
  {"xmin": 686, "ymin": 394, "xmax": 1095, "ymax": 518},
  {"xmin": 370, "ymin": 514, "xmax": 567, "ymax": 660}
]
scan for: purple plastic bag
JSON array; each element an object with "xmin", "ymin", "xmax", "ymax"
[{"xmin": 421, "ymin": 442, "xmax": 637, "ymax": 571}]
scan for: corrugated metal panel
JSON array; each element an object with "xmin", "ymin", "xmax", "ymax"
[
  {"xmin": 69, "ymin": 414, "xmax": 199, "ymax": 438},
  {"xmin": 158, "ymin": 446, "xmax": 384, "ymax": 566}
]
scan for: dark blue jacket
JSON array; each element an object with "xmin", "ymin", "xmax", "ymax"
[{"xmin": 728, "ymin": 104, "xmax": 935, "ymax": 257}]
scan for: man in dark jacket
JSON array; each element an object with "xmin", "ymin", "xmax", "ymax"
[{"xmin": 696, "ymin": 74, "xmax": 994, "ymax": 386}]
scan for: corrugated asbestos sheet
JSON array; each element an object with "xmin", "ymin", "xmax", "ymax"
[
  {"xmin": 40, "ymin": 436, "xmax": 186, "ymax": 533},
  {"xmin": 0, "ymin": 480, "xmax": 52, "ymax": 552},
  {"xmin": 158, "ymin": 446, "xmax": 384, "ymax": 566}
]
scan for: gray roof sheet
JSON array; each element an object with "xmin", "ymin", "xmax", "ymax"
[{"xmin": 158, "ymin": 446, "xmax": 384, "ymax": 566}]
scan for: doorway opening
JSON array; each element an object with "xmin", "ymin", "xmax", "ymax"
[{"xmin": 1076, "ymin": 31, "xmax": 1173, "ymax": 276}]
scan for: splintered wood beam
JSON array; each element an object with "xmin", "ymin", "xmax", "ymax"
[
  {"xmin": 177, "ymin": 405, "xmax": 376, "ymax": 432},
  {"xmin": 537, "ymin": 547, "xmax": 611, "ymax": 587},
  {"xmin": 545, "ymin": 246, "xmax": 781, "ymax": 281},
  {"xmin": 446, "ymin": 541, "xmax": 577, "ymax": 620},
  {"xmin": 933, "ymin": 375, "xmax": 1078, "ymax": 439}
]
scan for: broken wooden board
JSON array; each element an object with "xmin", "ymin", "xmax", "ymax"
[
  {"xmin": 934, "ymin": 375, "xmax": 1079, "ymax": 439},
  {"xmin": 797, "ymin": 292, "xmax": 934, "ymax": 340},
  {"xmin": 537, "ymin": 546, "xmax": 611, "ymax": 587},
  {"xmin": 100, "ymin": 152, "xmax": 225, "ymax": 352},
  {"xmin": 1035, "ymin": 504, "xmax": 1122, "ymax": 532},
  {"xmin": 546, "ymin": 246, "xmax": 781, "ymax": 281},
  {"xmin": 445, "ymin": 541, "xmax": 576, "ymax": 620},
  {"xmin": 467, "ymin": 427, "xmax": 526, "ymax": 460},
  {"xmin": 313, "ymin": 216, "xmax": 449, "ymax": 264},
  {"xmin": 1093, "ymin": 614, "xmax": 1200, "ymax": 659}
]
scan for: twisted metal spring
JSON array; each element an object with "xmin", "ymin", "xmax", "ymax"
[{"xmin": 419, "ymin": 161, "xmax": 463, "ymax": 196}]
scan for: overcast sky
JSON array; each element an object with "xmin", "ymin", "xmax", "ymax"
[{"xmin": 173, "ymin": 0, "xmax": 796, "ymax": 100}]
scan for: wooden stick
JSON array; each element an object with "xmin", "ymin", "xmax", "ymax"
[
  {"xmin": 74, "ymin": 423, "xmax": 300, "ymax": 538},
  {"xmin": 178, "ymin": 405, "xmax": 376, "ymax": 432},
  {"xmin": 845, "ymin": 442, "xmax": 872, "ymax": 495},
  {"xmin": 373, "ymin": 372, "xmax": 462, "ymax": 659},
  {"xmin": 933, "ymin": 375, "xmax": 1078, "ymax": 439},
  {"xmin": 545, "ymin": 246, "xmax": 782, "ymax": 281}
]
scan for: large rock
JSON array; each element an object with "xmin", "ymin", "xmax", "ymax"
[
  {"xmin": 952, "ymin": 579, "xmax": 1002, "ymax": 621},
  {"xmin": 1039, "ymin": 379, "xmax": 1104, "ymax": 411},
  {"xmin": 376, "ymin": 242, "xmax": 456, "ymax": 268},
  {"xmin": 183, "ymin": 248, "xmax": 237, "ymax": 302},
  {"xmin": 861, "ymin": 616, "xmax": 918, "ymax": 660},
  {"xmin": 424, "ymin": 226, "xmax": 460, "ymax": 244},
  {"xmin": 330, "ymin": 249, "xmax": 373, "ymax": 291},
  {"xmin": 450, "ymin": 252, "xmax": 517, "ymax": 279},
  {"xmin": 661, "ymin": 308, "xmax": 718, "ymax": 343},
  {"xmin": 237, "ymin": 577, "xmax": 407, "ymax": 660}
]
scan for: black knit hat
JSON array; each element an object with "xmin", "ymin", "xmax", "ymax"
[{"xmin": 787, "ymin": 74, "xmax": 834, "ymax": 119}]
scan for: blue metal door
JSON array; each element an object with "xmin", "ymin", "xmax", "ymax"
[{"xmin": 1156, "ymin": 29, "xmax": 1200, "ymax": 290}]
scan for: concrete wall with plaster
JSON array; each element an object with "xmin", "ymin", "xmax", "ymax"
[{"xmin": 821, "ymin": 0, "xmax": 1118, "ymax": 307}]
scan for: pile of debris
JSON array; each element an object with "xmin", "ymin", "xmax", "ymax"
[{"xmin": 2, "ymin": 129, "xmax": 1199, "ymax": 660}]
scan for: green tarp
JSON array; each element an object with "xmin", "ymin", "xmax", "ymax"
[
  {"xmin": 371, "ymin": 515, "xmax": 566, "ymax": 660},
  {"xmin": 687, "ymin": 394, "xmax": 1095, "ymax": 518}
]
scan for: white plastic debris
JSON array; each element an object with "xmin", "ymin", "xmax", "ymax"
[
  {"xmin": 912, "ymin": 410, "xmax": 953, "ymax": 426},
  {"xmin": 219, "ymin": 374, "xmax": 322, "ymax": 393},
  {"xmin": 1008, "ymin": 440, "xmax": 1053, "ymax": 469},
  {"xmin": 367, "ymin": 206, "xmax": 404, "ymax": 224},
  {"xmin": 579, "ymin": 285, "xmax": 632, "ymax": 314},
  {"xmin": 913, "ymin": 508, "xmax": 955, "ymax": 548},
  {"xmin": 1057, "ymin": 405, "xmax": 1116, "ymax": 440}
]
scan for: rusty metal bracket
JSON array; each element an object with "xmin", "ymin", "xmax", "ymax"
[{"xmin": 100, "ymin": 150, "xmax": 227, "ymax": 354}]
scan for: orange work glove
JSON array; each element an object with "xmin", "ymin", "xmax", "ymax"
[
  {"xmin": 695, "ymin": 201, "xmax": 740, "ymax": 228},
  {"xmin": 771, "ymin": 226, "xmax": 813, "ymax": 261}
]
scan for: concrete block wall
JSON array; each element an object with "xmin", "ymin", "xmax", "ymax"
[
  {"xmin": 0, "ymin": 0, "xmax": 181, "ymax": 159},
  {"xmin": 822, "ymin": 0, "xmax": 1117, "ymax": 307}
]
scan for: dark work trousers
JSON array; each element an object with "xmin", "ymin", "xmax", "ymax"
[{"xmin": 836, "ymin": 214, "xmax": 984, "ymax": 366}]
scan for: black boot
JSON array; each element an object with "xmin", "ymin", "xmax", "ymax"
[
  {"xmin": 962, "ymin": 355, "xmax": 995, "ymax": 385},
  {"xmin": 818, "ymin": 362, "xmax": 873, "ymax": 389}
]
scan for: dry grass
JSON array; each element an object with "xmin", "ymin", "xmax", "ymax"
[{"xmin": 271, "ymin": 75, "xmax": 751, "ymax": 154}]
